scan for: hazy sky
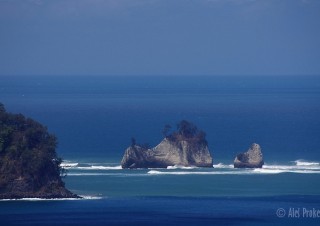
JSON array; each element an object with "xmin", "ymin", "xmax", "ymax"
[{"xmin": 1, "ymin": 0, "xmax": 320, "ymax": 76}]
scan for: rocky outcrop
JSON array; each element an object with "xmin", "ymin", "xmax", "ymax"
[
  {"xmin": 0, "ymin": 103, "xmax": 80, "ymax": 199},
  {"xmin": 121, "ymin": 138, "xmax": 213, "ymax": 168},
  {"xmin": 234, "ymin": 143, "xmax": 264, "ymax": 168},
  {"xmin": 0, "ymin": 179, "xmax": 79, "ymax": 199}
]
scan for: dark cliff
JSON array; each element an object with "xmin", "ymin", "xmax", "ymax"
[{"xmin": 0, "ymin": 103, "xmax": 79, "ymax": 199}]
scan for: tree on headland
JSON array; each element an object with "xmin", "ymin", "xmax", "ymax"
[
  {"xmin": 0, "ymin": 103, "xmax": 77, "ymax": 198},
  {"xmin": 129, "ymin": 120, "xmax": 207, "ymax": 151},
  {"xmin": 177, "ymin": 120, "xmax": 198, "ymax": 138},
  {"xmin": 166, "ymin": 120, "xmax": 208, "ymax": 145}
]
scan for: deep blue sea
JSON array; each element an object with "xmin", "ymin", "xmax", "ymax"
[{"xmin": 1, "ymin": 75, "xmax": 320, "ymax": 225}]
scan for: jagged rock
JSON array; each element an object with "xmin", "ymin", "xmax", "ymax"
[
  {"xmin": 121, "ymin": 137, "xmax": 213, "ymax": 168},
  {"xmin": 234, "ymin": 143, "xmax": 264, "ymax": 168},
  {"xmin": 122, "ymin": 121, "xmax": 213, "ymax": 168}
]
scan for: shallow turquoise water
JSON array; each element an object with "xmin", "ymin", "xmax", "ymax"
[{"xmin": 56, "ymin": 159, "xmax": 320, "ymax": 198}]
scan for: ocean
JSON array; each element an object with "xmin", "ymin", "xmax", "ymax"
[{"xmin": 0, "ymin": 75, "xmax": 320, "ymax": 225}]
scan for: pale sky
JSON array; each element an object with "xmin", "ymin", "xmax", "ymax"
[{"xmin": 0, "ymin": 0, "xmax": 320, "ymax": 76}]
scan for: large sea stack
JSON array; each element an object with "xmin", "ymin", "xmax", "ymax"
[
  {"xmin": 234, "ymin": 143, "xmax": 264, "ymax": 168},
  {"xmin": 0, "ymin": 103, "xmax": 79, "ymax": 199},
  {"xmin": 121, "ymin": 120, "xmax": 213, "ymax": 168}
]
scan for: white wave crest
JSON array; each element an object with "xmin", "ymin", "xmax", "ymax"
[
  {"xmin": 61, "ymin": 160, "xmax": 123, "ymax": 170},
  {"xmin": 0, "ymin": 195, "xmax": 103, "ymax": 202},
  {"xmin": 294, "ymin": 160, "xmax": 319, "ymax": 166},
  {"xmin": 80, "ymin": 195, "xmax": 103, "ymax": 200},
  {"xmin": 67, "ymin": 172, "xmax": 149, "ymax": 177},
  {"xmin": 61, "ymin": 160, "xmax": 320, "ymax": 177},
  {"xmin": 148, "ymin": 170, "xmax": 252, "ymax": 175},
  {"xmin": 149, "ymin": 170, "xmax": 202, "ymax": 175},
  {"xmin": 254, "ymin": 168, "xmax": 320, "ymax": 174},
  {"xmin": 252, "ymin": 168, "xmax": 284, "ymax": 174},
  {"xmin": 213, "ymin": 163, "xmax": 233, "ymax": 168},
  {"xmin": 75, "ymin": 165, "xmax": 122, "ymax": 170},
  {"xmin": 148, "ymin": 166, "xmax": 320, "ymax": 175},
  {"xmin": 60, "ymin": 162, "xmax": 79, "ymax": 168},
  {"xmin": 0, "ymin": 197, "xmax": 100, "ymax": 202},
  {"xmin": 167, "ymin": 165, "xmax": 196, "ymax": 170},
  {"xmin": 263, "ymin": 164, "xmax": 320, "ymax": 170}
]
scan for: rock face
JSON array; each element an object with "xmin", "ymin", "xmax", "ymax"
[
  {"xmin": 0, "ymin": 179, "xmax": 79, "ymax": 199},
  {"xmin": 234, "ymin": 143, "xmax": 264, "ymax": 168},
  {"xmin": 121, "ymin": 120, "xmax": 213, "ymax": 168},
  {"xmin": 0, "ymin": 103, "xmax": 79, "ymax": 199},
  {"xmin": 121, "ymin": 138, "xmax": 213, "ymax": 168}
]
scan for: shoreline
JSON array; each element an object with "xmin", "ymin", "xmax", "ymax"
[{"xmin": 0, "ymin": 195, "xmax": 102, "ymax": 202}]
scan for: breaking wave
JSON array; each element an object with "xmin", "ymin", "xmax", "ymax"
[
  {"xmin": 60, "ymin": 161, "xmax": 79, "ymax": 168},
  {"xmin": 61, "ymin": 161, "xmax": 122, "ymax": 170},
  {"xmin": 76, "ymin": 166, "xmax": 122, "ymax": 170},
  {"xmin": 167, "ymin": 165, "xmax": 196, "ymax": 170},
  {"xmin": 293, "ymin": 159, "xmax": 319, "ymax": 166},
  {"xmin": 148, "ymin": 170, "xmax": 244, "ymax": 175},
  {"xmin": 213, "ymin": 163, "xmax": 234, "ymax": 168},
  {"xmin": 148, "ymin": 168, "xmax": 320, "ymax": 175},
  {"xmin": 62, "ymin": 159, "xmax": 320, "ymax": 177},
  {"xmin": 0, "ymin": 196, "xmax": 102, "ymax": 202},
  {"xmin": 148, "ymin": 161, "xmax": 320, "ymax": 175}
]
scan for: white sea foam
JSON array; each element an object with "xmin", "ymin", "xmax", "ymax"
[
  {"xmin": 60, "ymin": 162, "xmax": 79, "ymax": 168},
  {"xmin": 294, "ymin": 159, "xmax": 319, "ymax": 166},
  {"xmin": 61, "ymin": 161, "xmax": 122, "ymax": 170},
  {"xmin": 67, "ymin": 172, "xmax": 149, "ymax": 177},
  {"xmin": 263, "ymin": 164, "xmax": 320, "ymax": 171},
  {"xmin": 0, "ymin": 196, "xmax": 102, "ymax": 202},
  {"xmin": 213, "ymin": 163, "xmax": 233, "ymax": 168},
  {"xmin": 167, "ymin": 165, "xmax": 196, "ymax": 170},
  {"xmin": 252, "ymin": 168, "xmax": 284, "ymax": 174},
  {"xmin": 0, "ymin": 198, "xmax": 77, "ymax": 202},
  {"xmin": 61, "ymin": 160, "xmax": 320, "ymax": 177},
  {"xmin": 148, "ymin": 163, "xmax": 320, "ymax": 175},
  {"xmin": 75, "ymin": 165, "xmax": 123, "ymax": 170},
  {"xmin": 254, "ymin": 168, "xmax": 320, "ymax": 174},
  {"xmin": 147, "ymin": 169, "xmax": 320, "ymax": 175},
  {"xmin": 80, "ymin": 195, "xmax": 103, "ymax": 200},
  {"xmin": 147, "ymin": 170, "xmax": 251, "ymax": 175}
]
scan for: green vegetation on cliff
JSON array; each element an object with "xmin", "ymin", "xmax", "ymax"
[
  {"xmin": 0, "ymin": 103, "xmax": 77, "ymax": 199},
  {"xmin": 165, "ymin": 120, "xmax": 208, "ymax": 145}
]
